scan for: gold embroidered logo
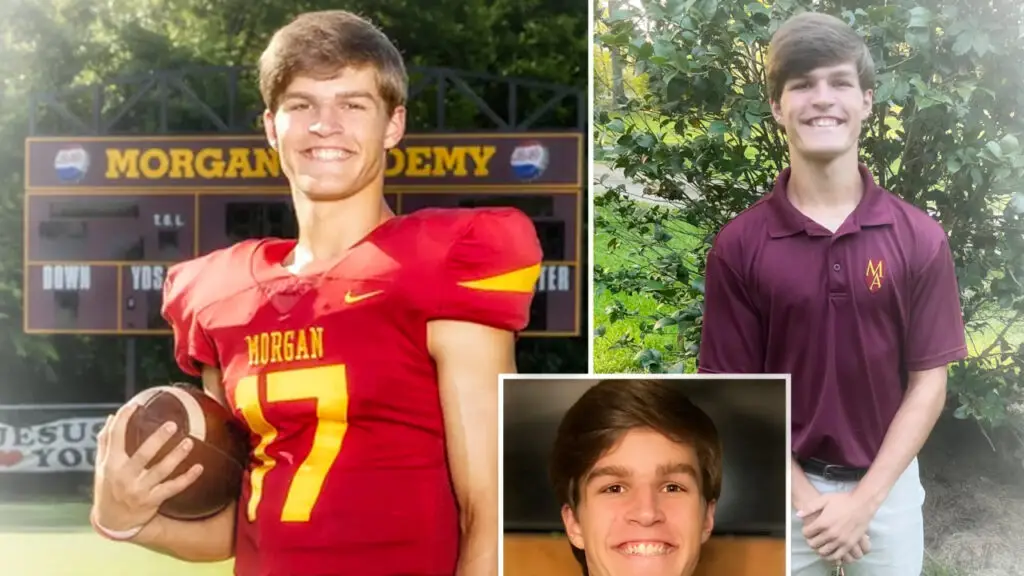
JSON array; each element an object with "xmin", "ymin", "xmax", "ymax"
[
  {"xmin": 866, "ymin": 259, "xmax": 884, "ymax": 293},
  {"xmin": 344, "ymin": 289, "xmax": 384, "ymax": 304}
]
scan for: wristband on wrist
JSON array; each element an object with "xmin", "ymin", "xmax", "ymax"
[{"xmin": 90, "ymin": 509, "xmax": 145, "ymax": 542}]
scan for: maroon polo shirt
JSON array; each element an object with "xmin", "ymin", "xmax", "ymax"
[{"xmin": 698, "ymin": 165, "xmax": 968, "ymax": 468}]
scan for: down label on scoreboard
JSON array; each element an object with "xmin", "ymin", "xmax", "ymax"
[{"xmin": 25, "ymin": 264, "xmax": 119, "ymax": 332}]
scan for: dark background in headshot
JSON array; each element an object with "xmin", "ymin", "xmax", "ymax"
[{"xmin": 502, "ymin": 377, "xmax": 787, "ymax": 537}]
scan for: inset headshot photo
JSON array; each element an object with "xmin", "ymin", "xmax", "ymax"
[{"xmin": 501, "ymin": 375, "xmax": 788, "ymax": 576}]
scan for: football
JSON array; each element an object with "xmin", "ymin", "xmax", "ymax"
[{"xmin": 123, "ymin": 384, "xmax": 249, "ymax": 520}]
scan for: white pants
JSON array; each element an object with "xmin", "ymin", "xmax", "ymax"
[{"xmin": 791, "ymin": 458, "xmax": 925, "ymax": 576}]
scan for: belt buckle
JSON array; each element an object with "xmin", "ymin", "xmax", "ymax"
[{"xmin": 821, "ymin": 464, "xmax": 841, "ymax": 481}]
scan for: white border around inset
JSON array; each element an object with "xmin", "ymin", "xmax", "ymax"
[
  {"xmin": 497, "ymin": 372, "xmax": 793, "ymax": 575},
  {"xmin": 585, "ymin": 0, "xmax": 597, "ymax": 376}
]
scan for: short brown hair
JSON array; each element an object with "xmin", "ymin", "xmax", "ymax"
[
  {"xmin": 766, "ymin": 12, "xmax": 875, "ymax": 103},
  {"xmin": 258, "ymin": 10, "xmax": 408, "ymax": 113},
  {"xmin": 550, "ymin": 379, "xmax": 723, "ymax": 572}
]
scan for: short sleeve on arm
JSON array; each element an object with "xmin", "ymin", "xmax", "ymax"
[
  {"xmin": 429, "ymin": 208, "xmax": 543, "ymax": 332},
  {"xmin": 162, "ymin": 261, "xmax": 218, "ymax": 377},
  {"xmin": 698, "ymin": 245, "xmax": 765, "ymax": 373},
  {"xmin": 905, "ymin": 238, "xmax": 968, "ymax": 371}
]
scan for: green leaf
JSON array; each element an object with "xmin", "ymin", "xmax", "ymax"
[
  {"xmin": 654, "ymin": 316, "xmax": 678, "ymax": 330},
  {"xmin": 633, "ymin": 348, "xmax": 664, "ymax": 368},
  {"xmin": 709, "ymin": 120, "xmax": 728, "ymax": 136},
  {"xmin": 608, "ymin": 8, "xmax": 633, "ymax": 22},
  {"xmin": 973, "ymin": 33, "xmax": 992, "ymax": 57},
  {"xmin": 746, "ymin": 3, "xmax": 770, "ymax": 15},
  {"xmin": 952, "ymin": 31, "xmax": 974, "ymax": 56},
  {"xmin": 986, "ymin": 141, "xmax": 1003, "ymax": 159},
  {"xmin": 954, "ymin": 81, "xmax": 977, "ymax": 102},
  {"xmin": 907, "ymin": 7, "xmax": 932, "ymax": 28},
  {"xmin": 645, "ymin": 279, "xmax": 667, "ymax": 291},
  {"xmin": 636, "ymin": 41, "xmax": 654, "ymax": 60},
  {"xmin": 953, "ymin": 404, "xmax": 969, "ymax": 419},
  {"xmin": 971, "ymin": 167, "xmax": 984, "ymax": 187},
  {"xmin": 666, "ymin": 362, "xmax": 687, "ymax": 374},
  {"xmin": 691, "ymin": 278, "xmax": 706, "ymax": 294},
  {"xmin": 999, "ymin": 134, "xmax": 1020, "ymax": 155},
  {"xmin": 636, "ymin": 133, "xmax": 656, "ymax": 149},
  {"xmin": 1010, "ymin": 193, "xmax": 1024, "ymax": 214},
  {"xmin": 946, "ymin": 156, "xmax": 963, "ymax": 173},
  {"xmin": 699, "ymin": 0, "xmax": 719, "ymax": 19},
  {"xmin": 607, "ymin": 118, "xmax": 626, "ymax": 133}
]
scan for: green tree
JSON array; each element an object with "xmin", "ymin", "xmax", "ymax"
[{"xmin": 594, "ymin": 0, "xmax": 1024, "ymax": 450}]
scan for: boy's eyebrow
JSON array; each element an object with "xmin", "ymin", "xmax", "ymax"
[
  {"xmin": 657, "ymin": 462, "xmax": 699, "ymax": 479},
  {"xmin": 584, "ymin": 462, "xmax": 699, "ymax": 486},
  {"xmin": 279, "ymin": 90, "xmax": 379, "ymax": 102},
  {"xmin": 585, "ymin": 464, "xmax": 631, "ymax": 486},
  {"xmin": 788, "ymin": 67, "xmax": 858, "ymax": 83}
]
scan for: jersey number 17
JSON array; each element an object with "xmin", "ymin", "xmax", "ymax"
[{"xmin": 233, "ymin": 364, "xmax": 349, "ymax": 523}]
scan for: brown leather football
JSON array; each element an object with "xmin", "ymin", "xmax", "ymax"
[{"xmin": 123, "ymin": 383, "xmax": 249, "ymax": 520}]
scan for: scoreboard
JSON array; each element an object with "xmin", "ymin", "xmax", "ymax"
[{"xmin": 23, "ymin": 133, "xmax": 582, "ymax": 337}]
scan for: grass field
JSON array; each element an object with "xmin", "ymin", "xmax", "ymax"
[
  {"xmin": 0, "ymin": 502, "xmax": 233, "ymax": 576},
  {"xmin": 593, "ymin": 201, "xmax": 705, "ymax": 373}
]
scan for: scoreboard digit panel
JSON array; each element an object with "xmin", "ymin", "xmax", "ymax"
[
  {"xmin": 27, "ymin": 195, "xmax": 195, "ymax": 262},
  {"xmin": 526, "ymin": 264, "xmax": 577, "ymax": 333},
  {"xmin": 196, "ymin": 193, "xmax": 399, "ymax": 254},
  {"xmin": 24, "ymin": 264, "xmax": 120, "ymax": 332},
  {"xmin": 399, "ymin": 192, "xmax": 579, "ymax": 262},
  {"xmin": 120, "ymin": 263, "xmax": 169, "ymax": 332}
]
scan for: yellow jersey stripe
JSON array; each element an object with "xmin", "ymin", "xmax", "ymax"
[{"xmin": 457, "ymin": 263, "xmax": 541, "ymax": 293}]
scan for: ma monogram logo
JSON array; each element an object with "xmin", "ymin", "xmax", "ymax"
[{"xmin": 866, "ymin": 259, "xmax": 884, "ymax": 293}]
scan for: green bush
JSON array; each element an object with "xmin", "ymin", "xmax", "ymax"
[{"xmin": 594, "ymin": 0, "xmax": 1024, "ymax": 451}]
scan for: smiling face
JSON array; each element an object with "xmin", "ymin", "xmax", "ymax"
[
  {"xmin": 771, "ymin": 62, "xmax": 872, "ymax": 163},
  {"xmin": 561, "ymin": 428, "xmax": 716, "ymax": 576},
  {"xmin": 263, "ymin": 66, "xmax": 406, "ymax": 202}
]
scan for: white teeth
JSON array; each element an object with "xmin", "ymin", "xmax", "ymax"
[
  {"xmin": 619, "ymin": 542, "xmax": 672, "ymax": 556},
  {"xmin": 810, "ymin": 118, "xmax": 840, "ymax": 127},
  {"xmin": 308, "ymin": 149, "xmax": 348, "ymax": 160}
]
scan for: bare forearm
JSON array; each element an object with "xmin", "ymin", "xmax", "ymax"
[
  {"xmin": 133, "ymin": 501, "xmax": 236, "ymax": 562},
  {"xmin": 456, "ymin": 504, "xmax": 498, "ymax": 576},
  {"xmin": 790, "ymin": 454, "xmax": 820, "ymax": 512},
  {"xmin": 854, "ymin": 371, "xmax": 946, "ymax": 508}
]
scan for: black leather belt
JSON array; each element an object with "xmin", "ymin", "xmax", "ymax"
[{"xmin": 799, "ymin": 458, "xmax": 868, "ymax": 482}]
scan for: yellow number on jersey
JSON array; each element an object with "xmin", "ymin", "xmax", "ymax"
[{"xmin": 234, "ymin": 365, "xmax": 349, "ymax": 523}]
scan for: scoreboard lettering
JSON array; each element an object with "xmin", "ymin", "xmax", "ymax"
[
  {"xmin": 24, "ymin": 133, "xmax": 583, "ymax": 337},
  {"xmin": 99, "ymin": 145, "xmax": 500, "ymax": 181}
]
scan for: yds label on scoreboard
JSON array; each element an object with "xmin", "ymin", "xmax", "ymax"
[{"xmin": 23, "ymin": 133, "xmax": 583, "ymax": 337}]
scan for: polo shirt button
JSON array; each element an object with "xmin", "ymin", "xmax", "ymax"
[{"xmin": 833, "ymin": 263, "xmax": 841, "ymax": 272}]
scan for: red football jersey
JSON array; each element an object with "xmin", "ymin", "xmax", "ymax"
[{"xmin": 161, "ymin": 207, "xmax": 542, "ymax": 576}]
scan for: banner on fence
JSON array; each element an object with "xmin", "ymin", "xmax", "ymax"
[{"xmin": 0, "ymin": 416, "xmax": 105, "ymax": 472}]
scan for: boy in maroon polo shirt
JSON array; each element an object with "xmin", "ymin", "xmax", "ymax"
[{"xmin": 698, "ymin": 12, "xmax": 968, "ymax": 576}]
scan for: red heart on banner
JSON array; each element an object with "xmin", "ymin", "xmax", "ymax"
[{"xmin": 0, "ymin": 450, "xmax": 25, "ymax": 467}]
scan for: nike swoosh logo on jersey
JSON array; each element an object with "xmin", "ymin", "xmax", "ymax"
[{"xmin": 344, "ymin": 289, "xmax": 384, "ymax": 304}]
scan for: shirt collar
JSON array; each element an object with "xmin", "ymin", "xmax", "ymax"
[{"xmin": 766, "ymin": 164, "xmax": 894, "ymax": 238}]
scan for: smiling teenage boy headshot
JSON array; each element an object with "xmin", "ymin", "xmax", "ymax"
[
  {"xmin": 698, "ymin": 11, "xmax": 968, "ymax": 576},
  {"xmin": 549, "ymin": 379, "xmax": 721, "ymax": 576}
]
